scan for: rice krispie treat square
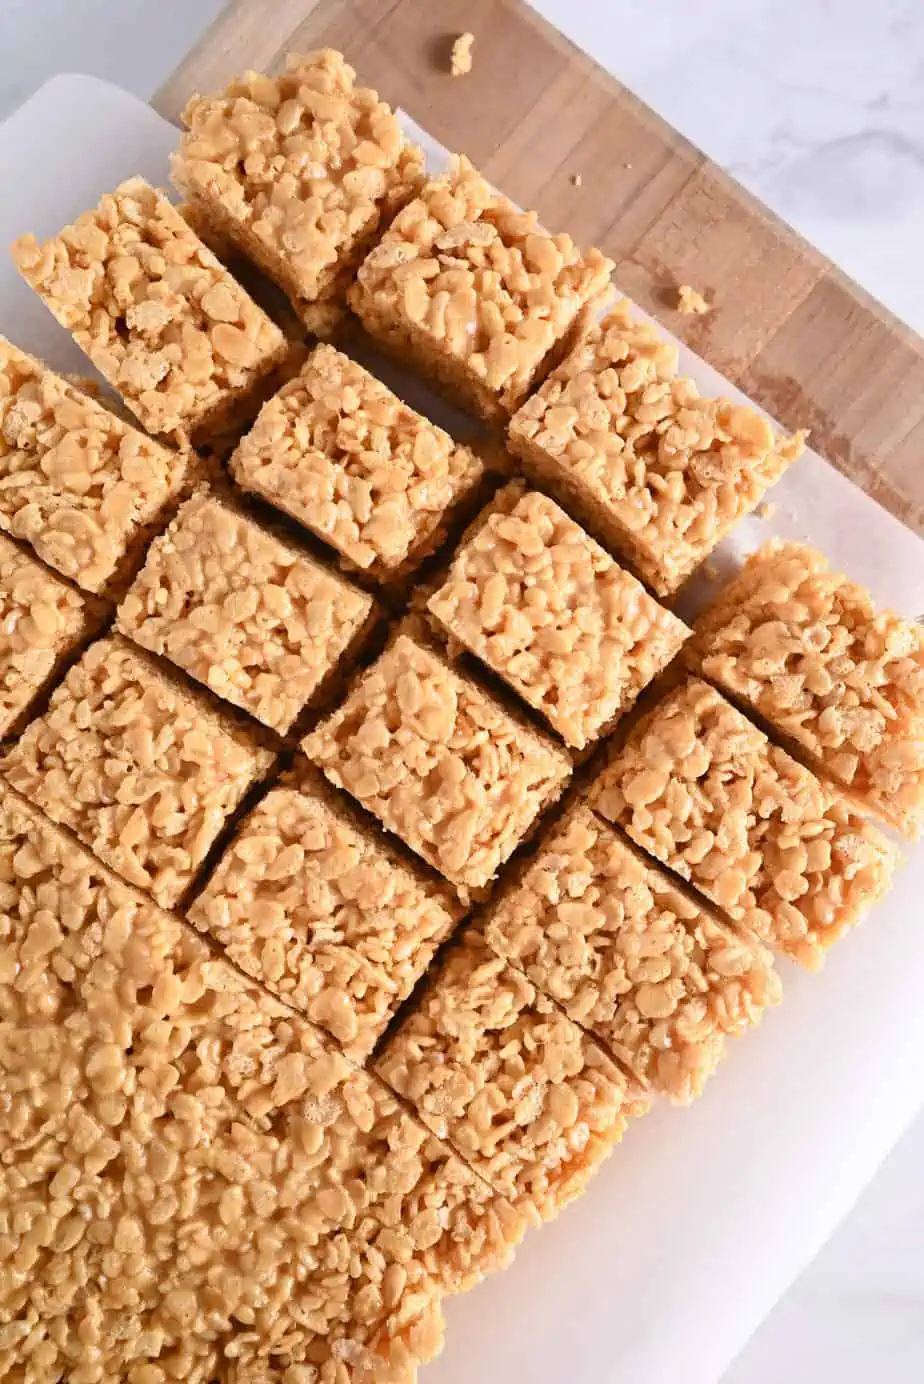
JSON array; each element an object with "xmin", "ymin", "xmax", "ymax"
[
  {"xmin": 303, "ymin": 633, "xmax": 572, "ymax": 894},
  {"xmin": 173, "ymin": 49, "xmax": 425, "ymax": 334},
  {"xmin": 231, "ymin": 344, "xmax": 485, "ymax": 581},
  {"xmin": 189, "ymin": 778, "xmax": 462, "ymax": 1060},
  {"xmin": 376, "ymin": 930, "xmax": 649, "ymax": 1218},
  {"xmin": 2, "ymin": 635, "xmax": 274, "ymax": 906},
  {"xmin": 589, "ymin": 678, "xmax": 899, "ymax": 969},
  {"xmin": 690, "ymin": 539, "xmax": 924, "ymax": 839},
  {"xmin": 117, "ymin": 490, "xmax": 375, "ymax": 733},
  {"xmin": 486, "ymin": 805, "xmax": 781, "ymax": 1102},
  {"xmin": 508, "ymin": 300, "xmax": 805, "ymax": 596},
  {"xmin": 0, "ymin": 336, "xmax": 190, "ymax": 593},
  {"xmin": 428, "ymin": 485, "xmax": 689, "ymax": 748},
  {"xmin": 11, "ymin": 179, "xmax": 289, "ymax": 442},
  {"xmin": 350, "ymin": 154, "xmax": 613, "ymax": 424}
]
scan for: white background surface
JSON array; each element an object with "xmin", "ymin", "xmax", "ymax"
[{"xmin": 1, "ymin": 3, "xmax": 923, "ymax": 1382}]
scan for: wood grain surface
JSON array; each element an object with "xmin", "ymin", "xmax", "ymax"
[{"xmin": 155, "ymin": 0, "xmax": 924, "ymax": 539}]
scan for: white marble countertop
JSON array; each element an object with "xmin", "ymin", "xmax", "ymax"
[{"xmin": 2, "ymin": 2, "xmax": 923, "ymax": 1381}]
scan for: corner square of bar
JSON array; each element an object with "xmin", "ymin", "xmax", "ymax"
[
  {"xmin": 427, "ymin": 484, "xmax": 689, "ymax": 748},
  {"xmin": 302, "ymin": 632, "xmax": 572, "ymax": 895},
  {"xmin": 508, "ymin": 299, "xmax": 805, "ymax": 595},
  {"xmin": 173, "ymin": 49, "xmax": 425, "ymax": 334},
  {"xmin": 350, "ymin": 154, "xmax": 613, "ymax": 424}
]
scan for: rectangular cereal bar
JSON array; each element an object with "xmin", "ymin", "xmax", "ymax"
[
  {"xmin": 589, "ymin": 677, "xmax": 899, "ymax": 969},
  {"xmin": 173, "ymin": 49, "xmax": 425, "ymax": 334},
  {"xmin": 189, "ymin": 776, "xmax": 461, "ymax": 1060},
  {"xmin": 427, "ymin": 484, "xmax": 689, "ymax": 748},
  {"xmin": 230, "ymin": 344, "xmax": 485, "ymax": 581},
  {"xmin": 0, "ymin": 336, "xmax": 190, "ymax": 593},
  {"xmin": 376, "ymin": 929, "xmax": 649, "ymax": 1219},
  {"xmin": 2, "ymin": 634, "xmax": 275, "ymax": 906},
  {"xmin": 11, "ymin": 178, "xmax": 289, "ymax": 442},
  {"xmin": 690, "ymin": 539, "xmax": 924, "ymax": 838},
  {"xmin": 116, "ymin": 489, "xmax": 375, "ymax": 733},
  {"xmin": 508, "ymin": 299, "xmax": 805, "ymax": 596},
  {"xmin": 485, "ymin": 805, "xmax": 781, "ymax": 1102},
  {"xmin": 303, "ymin": 632, "xmax": 572, "ymax": 894},
  {"xmin": 350, "ymin": 154, "xmax": 613, "ymax": 424}
]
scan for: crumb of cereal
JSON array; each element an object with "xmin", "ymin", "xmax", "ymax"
[
  {"xmin": 757, "ymin": 501, "xmax": 776, "ymax": 520},
  {"xmin": 571, "ymin": 173, "xmax": 583, "ymax": 188},
  {"xmin": 677, "ymin": 284, "xmax": 711, "ymax": 316},
  {"xmin": 451, "ymin": 32, "xmax": 475, "ymax": 76}
]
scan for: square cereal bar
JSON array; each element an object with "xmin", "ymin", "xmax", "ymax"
[
  {"xmin": 11, "ymin": 178, "xmax": 289, "ymax": 441},
  {"xmin": 589, "ymin": 677, "xmax": 898, "ymax": 969},
  {"xmin": 189, "ymin": 777, "xmax": 461, "ymax": 1060},
  {"xmin": 427, "ymin": 484, "xmax": 689, "ymax": 748},
  {"xmin": 486, "ymin": 805, "xmax": 781, "ymax": 1102},
  {"xmin": 0, "ymin": 336, "xmax": 190, "ymax": 593},
  {"xmin": 350, "ymin": 154, "xmax": 613, "ymax": 424},
  {"xmin": 690, "ymin": 539, "xmax": 924, "ymax": 838},
  {"xmin": 173, "ymin": 49, "xmax": 424, "ymax": 334},
  {"xmin": 376, "ymin": 929, "xmax": 648, "ymax": 1218},
  {"xmin": 2, "ymin": 634, "xmax": 274, "ymax": 906},
  {"xmin": 303, "ymin": 633, "xmax": 572, "ymax": 894},
  {"xmin": 231, "ymin": 344, "xmax": 485, "ymax": 581},
  {"xmin": 117, "ymin": 489, "xmax": 375, "ymax": 733},
  {"xmin": 508, "ymin": 299, "xmax": 805, "ymax": 596}
]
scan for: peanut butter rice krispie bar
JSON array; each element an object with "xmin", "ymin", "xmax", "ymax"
[
  {"xmin": 508, "ymin": 300, "xmax": 806, "ymax": 596},
  {"xmin": 231, "ymin": 344, "xmax": 485, "ymax": 581},
  {"xmin": 486, "ymin": 805, "xmax": 781, "ymax": 1103},
  {"xmin": 189, "ymin": 777, "xmax": 462, "ymax": 1060},
  {"xmin": 689, "ymin": 540, "xmax": 924, "ymax": 839},
  {"xmin": 173, "ymin": 49, "xmax": 425, "ymax": 335},
  {"xmin": 376, "ymin": 929, "xmax": 649, "ymax": 1219},
  {"xmin": 589, "ymin": 678, "xmax": 899, "ymax": 969},
  {"xmin": 303, "ymin": 633, "xmax": 572, "ymax": 895},
  {"xmin": 117, "ymin": 489, "xmax": 375, "ymax": 733},
  {"xmin": 0, "ymin": 784, "xmax": 525, "ymax": 1383},
  {"xmin": 1, "ymin": 635, "xmax": 275, "ymax": 906},
  {"xmin": 350, "ymin": 154, "xmax": 613, "ymax": 424},
  {"xmin": 11, "ymin": 179, "xmax": 289, "ymax": 442},
  {"xmin": 428, "ymin": 485, "xmax": 689, "ymax": 748},
  {"xmin": 0, "ymin": 336, "xmax": 190, "ymax": 594}
]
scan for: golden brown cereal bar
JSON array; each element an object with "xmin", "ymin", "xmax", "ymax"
[
  {"xmin": 230, "ymin": 344, "xmax": 485, "ymax": 581},
  {"xmin": 350, "ymin": 155, "xmax": 613, "ymax": 424},
  {"xmin": 189, "ymin": 778, "xmax": 462, "ymax": 1061},
  {"xmin": 376, "ymin": 929, "xmax": 649, "ymax": 1219},
  {"xmin": 508, "ymin": 300, "xmax": 805, "ymax": 596},
  {"xmin": 485, "ymin": 805, "xmax": 781, "ymax": 1102},
  {"xmin": 303, "ymin": 633, "xmax": 572, "ymax": 895},
  {"xmin": 589, "ymin": 678, "xmax": 899, "ymax": 969},
  {"xmin": 1, "ymin": 634, "xmax": 275, "ymax": 906},
  {"xmin": 428, "ymin": 485, "xmax": 689, "ymax": 748},
  {"xmin": 11, "ymin": 179, "xmax": 289, "ymax": 441},
  {"xmin": 173, "ymin": 50, "xmax": 425, "ymax": 335},
  {"xmin": 690, "ymin": 540, "xmax": 924, "ymax": 838},
  {"xmin": 0, "ymin": 335, "xmax": 190, "ymax": 594},
  {"xmin": 117, "ymin": 490, "xmax": 375, "ymax": 733}
]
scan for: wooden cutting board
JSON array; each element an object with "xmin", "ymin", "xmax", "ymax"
[{"xmin": 156, "ymin": 0, "xmax": 924, "ymax": 540}]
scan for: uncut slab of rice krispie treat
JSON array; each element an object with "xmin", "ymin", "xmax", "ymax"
[
  {"xmin": 189, "ymin": 776, "xmax": 462, "ymax": 1060},
  {"xmin": 689, "ymin": 539, "xmax": 924, "ymax": 839},
  {"xmin": 173, "ymin": 49, "xmax": 425, "ymax": 335},
  {"xmin": 428, "ymin": 484, "xmax": 689, "ymax": 748},
  {"xmin": 350, "ymin": 154, "xmax": 613, "ymax": 424},
  {"xmin": 376, "ymin": 929, "xmax": 649, "ymax": 1219},
  {"xmin": 117, "ymin": 489, "xmax": 375, "ymax": 733},
  {"xmin": 0, "ymin": 336, "xmax": 190, "ymax": 593},
  {"xmin": 11, "ymin": 178, "xmax": 289, "ymax": 442},
  {"xmin": 1, "ymin": 634, "xmax": 274, "ymax": 906},
  {"xmin": 303, "ymin": 633, "xmax": 572, "ymax": 895},
  {"xmin": 486, "ymin": 805, "xmax": 781, "ymax": 1103},
  {"xmin": 508, "ymin": 299, "xmax": 805, "ymax": 596},
  {"xmin": 589, "ymin": 678, "xmax": 899, "ymax": 969},
  {"xmin": 231, "ymin": 344, "xmax": 485, "ymax": 582}
]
